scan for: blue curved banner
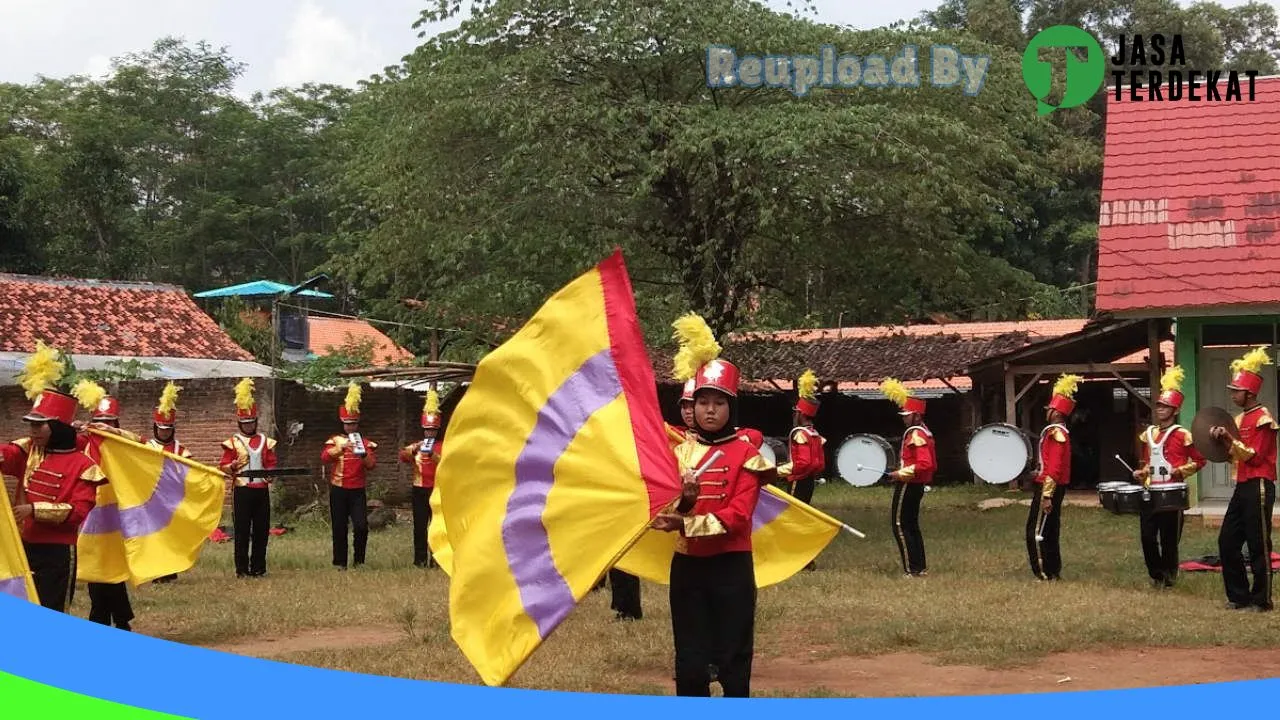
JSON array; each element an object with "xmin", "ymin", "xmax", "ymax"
[{"xmin": 0, "ymin": 593, "xmax": 1276, "ymax": 718}]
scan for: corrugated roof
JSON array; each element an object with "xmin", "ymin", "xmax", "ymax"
[
  {"xmin": 193, "ymin": 280, "xmax": 334, "ymax": 299},
  {"xmin": 0, "ymin": 274, "xmax": 254, "ymax": 361},
  {"xmin": 1096, "ymin": 76, "xmax": 1280, "ymax": 314}
]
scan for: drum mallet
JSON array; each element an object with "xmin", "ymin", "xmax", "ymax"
[{"xmin": 1115, "ymin": 454, "xmax": 1138, "ymax": 475}]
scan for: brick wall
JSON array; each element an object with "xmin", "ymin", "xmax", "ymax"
[{"xmin": 1, "ymin": 378, "xmax": 424, "ymax": 511}]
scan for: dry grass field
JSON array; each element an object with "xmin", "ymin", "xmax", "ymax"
[{"xmin": 66, "ymin": 483, "xmax": 1280, "ymax": 697}]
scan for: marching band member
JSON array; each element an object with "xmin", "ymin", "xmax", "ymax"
[
  {"xmin": 651, "ymin": 313, "xmax": 776, "ymax": 698},
  {"xmin": 1, "ymin": 343, "xmax": 106, "ymax": 613},
  {"xmin": 149, "ymin": 382, "xmax": 192, "ymax": 583},
  {"xmin": 880, "ymin": 378, "xmax": 935, "ymax": 578},
  {"xmin": 1027, "ymin": 374, "xmax": 1080, "ymax": 582},
  {"xmin": 399, "ymin": 389, "xmax": 443, "ymax": 569},
  {"xmin": 1131, "ymin": 366, "xmax": 1205, "ymax": 589},
  {"xmin": 1209, "ymin": 346, "xmax": 1277, "ymax": 612},
  {"xmin": 322, "ymin": 383, "xmax": 377, "ymax": 570},
  {"xmin": 778, "ymin": 369, "xmax": 825, "ymax": 505},
  {"xmin": 219, "ymin": 379, "xmax": 278, "ymax": 579},
  {"xmin": 76, "ymin": 386, "xmax": 141, "ymax": 631},
  {"xmin": 778, "ymin": 369, "xmax": 826, "ymax": 571},
  {"xmin": 665, "ymin": 379, "xmax": 696, "ymax": 448}
]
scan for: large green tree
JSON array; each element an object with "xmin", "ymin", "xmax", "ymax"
[{"xmin": 338, "ymin": 0, "xmax": 1089, "ymax": 340}]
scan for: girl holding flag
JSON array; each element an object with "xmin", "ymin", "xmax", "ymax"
[{"xmin": 651, "ymin": 314, "xmax": 776, "ymax": 698}]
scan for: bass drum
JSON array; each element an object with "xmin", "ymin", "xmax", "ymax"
[
  {"xmin": 759, "ymin": 436, "xmax": 789, "ymax": 467},
  {"xmin": 967, "ymin": 423, "xmax": 1034, "ymax": 485},
  {"xmin": 836, "ymin": 434, "xmax": 896, "ymax": 488}
]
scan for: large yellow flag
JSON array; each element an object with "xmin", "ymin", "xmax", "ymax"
[
  {"xmin": 0, "ymin": 474, "xmax": 39, "ymax": 604},
  {"xmin": 77, "ymin": 430, "xmax": 225, "ymax": 586},
  {"xmin": 427, "ymin": 483, "xmax": 453, "ymax": 576},
  {"xmin": 615, "ymin": 484, "xmax": 844, "ymax": 587},
  {"xmin": 437, "ymin": 249, "xmax": 682, "ymax": 687}
]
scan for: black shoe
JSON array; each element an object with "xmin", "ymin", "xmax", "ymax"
[
  {"xmin": 117, "ymin": 623, "xmax": 131, "ymax": 632},
  {"xmin": 1226, "ymin": 601, "xmax": 1252, "ymax": 610},
  {"xmin": 236, "ymin": 572, "xmax": 248, "ymax": 579},
  {"xmin": 804, "ymin": 562, "xmax": 816, "ymax": 572}
]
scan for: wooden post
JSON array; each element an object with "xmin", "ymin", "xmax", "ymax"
[
  {"xmin": 1004, "ymin": 364, "xmax": 1016, "ymax": 426},
  {"xmin": 1148, "ymin": 319, "xmax": 1162, "ymax": 405}
]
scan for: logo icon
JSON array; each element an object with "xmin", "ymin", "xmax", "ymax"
[{"xmin": 1022, "ymin": 25, "xmax": 1106, "ymax": 115}]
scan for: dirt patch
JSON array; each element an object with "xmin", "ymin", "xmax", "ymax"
[
  {"xmin": 204, "ymin": 626, "xmax": 402, "ymax": 658},
  {"xmin": 642, "ymin": 647, "xmax": 1280, "ymax": 697}
]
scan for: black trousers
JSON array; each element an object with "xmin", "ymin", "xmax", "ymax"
[
  {"xmin": 330, "ymin": 486, "xmax": 369, "ymax": 568},
  {"xmin": 1140, "ymin": 509, "xmax": 1185, "ymax": 585},
  {"xmin": 1027, "ymin": 484, "xmax": 1067, "ymax": 580},
  {"xmin": 609, "ymin": 568, "xmax": 642, "ymax": 620},
  {"xmin": 1219, "ymin": 478, "xmax": 1276, "ymax": 610},
  {"xmin": 892, "ymin": 482, "xmax": 927, "ymax": 575},
  {"xmin": 792, "ymin": 477, "xmax": 816, "ymax": 505},
  {"xmin": 411, "ymin": 486, "xmax": 434, "ymax": 567},
  {"xmin": 233, "ymin": 486, "xmax": 270, "ymax": 577},
  {"xmin": 24, "ymin": 543, "xmax": 74, "ymax": 613},
  {"xmin": 88, "ymin": 581, "xmax": 134, "ymax": 629},
  {"xmin": 670, "ymin": 552, "xmax": 755, "ymax": 698}
]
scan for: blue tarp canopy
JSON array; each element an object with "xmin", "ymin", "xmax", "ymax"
[{"xmin": 193, "ymin": 280, "xmax": 334, "ymax": 299}]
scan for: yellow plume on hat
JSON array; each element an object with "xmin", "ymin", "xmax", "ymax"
[
  {"xmin": 1160, "ymin": 366, "xmax": 1185, "ymax": 393},
  {"xmin": 18, "ymin": 340, "xmax": 65, "ymax": 400},
  {"xmin": 234, "ymin": 378, "xmax": 256, "ymax": 412},
  {"xmin": 1053, "ymin": 374, "xmax": 1083, "ymax": 399},
  {"xmin": 1231, "ymin": 345, "xmax": 1272, "ymax": 375},
  {"xmin": 424, "ymin": 388, "xmax": 440, "ymax": 415},
  {"xmin": 798, "ymin": 369, "xmax": 818, "ymax": 401},
  {"xmin": 158, "ymin": 381, "xmax": 182, "ymax": 414},
  {"xmin": 671, "ymin": 313, "xmax": 721, "ymax": 382},
  {"xmin": 344, "ymin": 382, "xmax": 362, "ymax": 413},
  {"xmin": 879, "ymin": 377, "xmax": 911, "ymax": 409},
  {"xmin": 71, "ymin": 379, "xmax": 107, "ymax": 411}
]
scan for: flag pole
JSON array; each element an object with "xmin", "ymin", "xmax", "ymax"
[{"xmin": 763, "ymin": 485, "xmax": 867, "ymax": 539}]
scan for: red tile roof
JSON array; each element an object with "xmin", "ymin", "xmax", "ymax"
[
  {"xmin": 307, "ymin": 316, "xmax": 414, "ymax": 366},
  {"xmin": 1096, "ymin": 76, "xmax": 1280, "ymax": 314},
  {"xmin": 0, "ymin": 274, "xmax": 253, "ymax": 361}
]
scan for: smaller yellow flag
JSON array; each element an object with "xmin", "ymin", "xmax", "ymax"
[{"xmin": 0, "ymin": 470, "xmax": 40, "ymax": 604}]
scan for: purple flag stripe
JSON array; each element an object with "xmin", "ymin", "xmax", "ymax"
[
  {"xmin": 752, "ymin": 490, "xmax": 789, "ymax": 532},
  {"xmin": 504, "ymin": 349, "xmax": 622, "ymax": 639},
  {"xmin": 0, "ymin": 575, "xmax": 28, "ymax": 601},
  {"xmin": 81, "ymin": 458, "xmax": 188, "ymax": 538}
]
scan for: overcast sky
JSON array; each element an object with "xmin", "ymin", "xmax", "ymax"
[
  {"xmin": 0, "ymin": 1, "xmax": 936, "ymax": 96},
  {"xmin": 2, "ymin": 1, "xmax": 1271, "ymax": 96}
]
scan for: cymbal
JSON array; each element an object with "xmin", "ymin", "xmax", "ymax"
[{"xmin": 1191, "ymin": 406, "xmax": 1240, "ymax": 464}]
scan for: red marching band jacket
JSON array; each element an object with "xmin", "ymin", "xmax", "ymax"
[
  {"xmin": 1137, "ymin": 425, "xmax": 1206, "ymax": 484},
  {"xmin": 148, "ymin": 438, "xmax": 193, "ymax": 459},
  {"xmin": 672, "ymin": 436, "xmax": 775, "ymax": 557},
  {"xmin": 398, "ymin": 439, "xmax": 442, "ymax": 489},
  {"xmin": 897, "ymin": 425, "xmax": 936, "ymax": 485},
  {"xmin": 220, "ymin": 433, "xmax": 278, "ymax": 489},
  {"xmin": 322, "ymin": 435, "xmax": 378, "ymax": 490},
  {"xmin": 1, "ymin": 438, "xmax": 106, "ymax": 545},
  {"xmin": 1227, "ymin": 405, "xmax": 1279, "ymax": 483},
  {"xmin": 783, "ymin": 426, "xmax": 826, "ymax": 482},
  {"xmin": 1035, "ymin": 424, "xmax": 1071, "ymax": 493}
]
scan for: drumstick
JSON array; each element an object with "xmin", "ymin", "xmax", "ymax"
[
  {"xmin": 855, "ymin": 463, "xmax": 891, "ymax": 477},
  {"xmin": 1115, "ymin": 455, "xmax": 1138, "ymax": 475},
  {"xmin": 1035, "ymin": 512, "xmax": 1049, "ymax": 542}
]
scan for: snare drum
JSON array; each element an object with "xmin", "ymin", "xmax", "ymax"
[
  {"xmin": 1112, "ymin": 484, "xmax": 1145, "ymax": 515},
  {"xmin": 1096, "ymin": 481, "xmax": 1128, "ymax": 513},
  {"xmin": 1144, "ymin": 482, "xmax": 1190, "ymax": 514},
  {"xmin": 836, "ymin": 434, "xmax": 896, "ymax": 488},
  {"xmin": 966, "ymin": 423, "xmax": 1034, "ymax": 485}
]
